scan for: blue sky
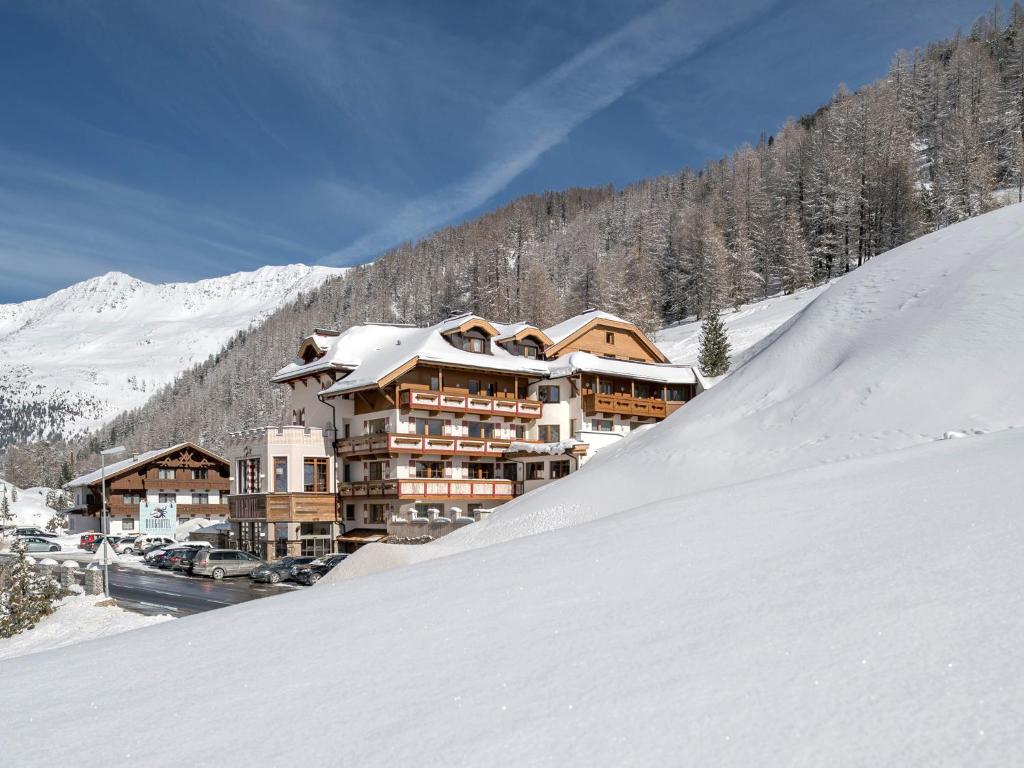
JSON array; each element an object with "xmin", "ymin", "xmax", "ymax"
[{"xmin": 0, "ymin": 0, "xmax": 1001, "ymax": 302}]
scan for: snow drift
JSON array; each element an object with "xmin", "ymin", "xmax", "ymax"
[{"xmin": 3, "ymin": 206, "xmax": 1024, "ymax": 766}]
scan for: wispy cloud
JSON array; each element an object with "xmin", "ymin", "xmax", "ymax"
[
  {"xmin": 0, "ymin": 151, "xmax": 315, "ymax": 300},
  {"xmin": 321, "ymin": 0, "xmax": 773, "ymax": 264}
]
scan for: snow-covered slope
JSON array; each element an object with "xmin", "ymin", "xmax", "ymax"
[
  {"xmin": 654, "ymin": 281, "xmax": 831, "ymax": 365},
  {"xmin": 3, "ymin": 206, "xmax": 1024, "ymax": 766},
  {"xmin": 0, "ymin": 265, "xmax": 345, "ymax": 443},
  {"xmin": 0, "ymin": 478, "xmax": 57, "ymax": 529}
]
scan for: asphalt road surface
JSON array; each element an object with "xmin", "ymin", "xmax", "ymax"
[{"xmin": 10, "ymin": 550, "xmax": 296, "ymax": 617}]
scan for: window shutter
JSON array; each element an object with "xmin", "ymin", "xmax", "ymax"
[{"xmin": 384, "ymin": 462, "xmax": 391, "ymax": 479}]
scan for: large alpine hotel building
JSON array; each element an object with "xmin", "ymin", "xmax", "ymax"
[{"xmin": 226, "ymin": 309, "xmax": 699, "ymax": 558}]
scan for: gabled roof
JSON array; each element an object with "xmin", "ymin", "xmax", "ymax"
[
  {"xmin": 493, "ymin": 322, "xmax": 553, "ymax": 347},
  {"xmin": 437, "ymin": 313, "xmax": 499, "ymax": 338},
  {"xmin": 547, "ymin": 352, "xmax": 696, "ymax": 385},
  {"xmin": 311, "ymin": 318, "xmax": 549, "ymax": 398},
  {"xmin": 543, "ymin": 309, "xmax": 669, "ymax": 363},
  {"xmin": 66, "ymin": 442, "xmax": 227, "ymax": 489}
]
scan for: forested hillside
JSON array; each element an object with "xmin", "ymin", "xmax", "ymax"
[{"xmin": 5, "ymin": 6, "xmax": 1023, "ymax": 488}]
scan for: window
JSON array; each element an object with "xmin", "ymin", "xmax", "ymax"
[
  {"xmin": 538, "ymin": 385, "xmax": 560, "ymax": 403},
  {"xmin": 157, "ymin": 468, "xmax": 175, "ymax": 480},
  {"xmin": 522, "ymin": 344, "xmax": 538, "ymax": 359},
  {"xmin": 466, "ymin": 421, "xmax": 495, "ymax": 439},
  {"xmin": 122, "ymin": 493, "xmax": 144, "ymax": 505},
  {"xmin": 466, "ymin": 463, "xmax": 495, "ymax": 479},
  {"xmin": 191, "ymin": 468, "xmax": 208, "ymax": 480},
  {"xmin": 123, "ymin": 519, "xmax": 135, "ymax": 530},
  {"xmin": 368, "ymin": 504, "xmax": 388, "ymax": 524},
  {"xmin": 413, "ymin": 418, "xmax": 444, "ymax": 436},
  {"xmin": 635, "ymin": 382, "xmax": 652, "ymax": 399},
  {"xmin": 429, "ymin": 374, "xmax": 440, "ymax": 391},
  {"xmin": 415, "ymin": 462, "xmax": 445, "ymax": 479},
  {"xmin": 570, "ymin": 419, "xmax": 576, "ymax": 438},
  {"xmin": 468, "ymin": 379, "xmax": 480, "ymax": 395},
  {"xmin": 462, "ymin": 336, "xmax": 485, "ymax": 353},
  {"xmin": 551, "ymin": 460, "xmax": 571, "ymax": 479},
  {"xmin": 293, "ymin": 407, "xmax": 306, "ymax": 426},
  {"xmin": 605, "ymin": 331, "xmax": 615, "ymax": 345},
  {"xmin": 486, "ymin": 382, "xmax": 497, "ymax": 396},
  {"xmin": 367, "ymin": 461, "xmax": 385, "ymax": 481},
  {"xmin": 345, "ymin": 504, "xmax": 355, "ymax": 521},
  {"xmin": 303, "ymin": 458, "xmax": 329, "ymax": 492},
  {"xmin": 538, "ymin": 425, "xmax": 561, "ymax": 443},
  {"xmin": 238, "ymin": 458, "xmax": 261, "ymax": 493},
  {"xmin": 592, "ymin": 419, "xmax": 614, "ymax": 432},
  {"xmin": 526, "ymin": 462, "xmax": 545, "ymax": 480},
  {"xmin": 273, "ymin": 457, "xmax": 288, "ymax": 493},
  {"xmin": 666, "ymin": 385, "xmax": 687, "ymax": 402},
  {"xmin": 598, "ymin": 380, "xmax": 614, "ymax": 395},
  {"xmin": 158, "ymin": 493, "xmax": 176, "ymax": 504},
  {"xmin": 500, "ymin": 463, "xmax": 518, "ymax": 480},
  {"xmin": 193, "ymin": 493, "xmax": 210, "ymax": 505},
  {"xmin": 366, "ymin": 418, "xmax": 388, "ymax": 435},
  {"xmin": 514, "ymin": 424, "xmax": 526, "ymax": 440}
]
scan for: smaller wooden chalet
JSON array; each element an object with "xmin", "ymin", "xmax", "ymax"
[{"xmin": 65, "ymin": 443, "xmax": 230, "ymax": 535}]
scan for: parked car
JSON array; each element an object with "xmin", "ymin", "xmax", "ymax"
[
  {"xmin": 294, "ymin": 553, "xmax": 348, "ymax": 586},
  {"xmin": 14, "ymin": 526, "xmax": 57, "ymax": 539},
  {"xmin": 135, "ymin": 535, "xmax": 176, "ymax": 554},
  {"xmin": 157, "ymin": 545, "xmax": 207, "ymax": 571},
  {"xmin": 249, "ymin": 556, "xmax": 318, "ymax": 584},
  {"xmin": 17, "ymin": 536, "xmax": 61, "ymax": 553},
  {"xmin": 192, "ymin": 549, "xmax": 265, "ymax": 580},
  {"xmin": 114, "ymin": 536, "xmax": 141, "ymax": 555},
  {"xmin": 81, "ymin": 534, "xmax": 117, "ymax": 553},
  {"xmin": 142, "ymin": 542, "xmax": 176, "ymax": 563},
  {"xmin": 172, "ymin": 547, "xmax": 204, "ymax": 574},
  {"xmin": 79, "ymin": 531, "xmax": 105, "ymax": 549}
]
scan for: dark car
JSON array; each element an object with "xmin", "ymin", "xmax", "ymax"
[
  {"xmin": 294, "ymin": 553, "xmax": 348, "ymax": 586},
  {"xmin": 249, "ymin": 556, "xmax": 318, "ymax": 584},
  {"xmin": 82, "ymin": 534, "xmax": 115, "ymax": 553},
  {"xmin": 15, "ymin": 527, "xmax": 57, "ymax": 539},
  {"xmin": 159, "ymin": 545, "xmax": 205, "ymax": 573}
]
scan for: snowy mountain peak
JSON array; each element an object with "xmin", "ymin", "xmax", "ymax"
[{"xmin": 0, "ymin": 264, "xmax": 347, "ymax": 445}]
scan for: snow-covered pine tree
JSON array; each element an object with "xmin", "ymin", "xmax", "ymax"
[
  {"xmin": 697, "ymin": 307, "xmax": 731, "ymax": 377},
  {"xmin": 0, "ymin": 486, "xmax": 11, "ymax": 525},
  {"xmin": 10, "ymin": 485, "xmax": 17, "ymax": 502},
  {"xmin": 0, "ymin": 539, "xmax": 68, "ymax": 639}
]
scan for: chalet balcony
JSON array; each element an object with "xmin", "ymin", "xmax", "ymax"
[
  {"xmin": 335, "ymin": 432, "xmax": 539, "ymax": 458},
  {"xmin": 399, "ymin": 387, "xmax": 542, "ymax": 419},
  {"xmin": 228, "ymin": 492, "xmax": 336, "ymax": 522},
  {"xmin": 105, "ymin": 502, "xmax": 229, "ymax": 519},
  {"xmin": 337, "ymin": 478, "xmax": 519, "ymax": 500},
  {"xmin": 582, "ymin": 393, "xmax": 673, "ymax": 419}
]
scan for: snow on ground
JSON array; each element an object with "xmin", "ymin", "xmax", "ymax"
[
  {"xmin": 3, "ymin": 205, "xmax": 1024, "ymax": 765},
  {"xmin": 0, "ymin": 592, "xmax": 172, "ymax": 662},
  {"xmin": 654, "ymin": 281, "xmax": 831, "ymax": 365},
  {"xmin": 0, "ymin": 479, "xmax": 57, "ymax": 529}
]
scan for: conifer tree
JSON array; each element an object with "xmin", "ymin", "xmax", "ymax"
[
  {"xmin": 697, "ymin": 307, "xmax": 732, "ymax": 377},
  {"xmin": 0, "ymin": 539, "xmax": 67, "ymax": 639},
  {"xmin": 0, "ymin": 487, "xmax": 11, "ymax": 526}
]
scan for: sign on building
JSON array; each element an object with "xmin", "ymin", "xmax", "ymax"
[{"xmin": 140, "ymin": 501, "xmax": 177, "ymax": 535}]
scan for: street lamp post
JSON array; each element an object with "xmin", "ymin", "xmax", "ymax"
[{"xmin": 99, "ymin": 445, "xmax": 126, "ymax": 597}]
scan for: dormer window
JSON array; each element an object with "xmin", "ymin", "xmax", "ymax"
[{"xmin": 463, "ymin": 336, "xmax": 485, "ymax": 353}]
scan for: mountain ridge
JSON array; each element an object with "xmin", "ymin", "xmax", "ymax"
[{"xmin": 0, "ymin": 264, "xmax": 347, "ymax": 448}]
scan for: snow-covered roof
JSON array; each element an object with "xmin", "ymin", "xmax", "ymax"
[
  {"xmin": 543, "ymin": 309, "xmax": 629, "ymax": 345},
  {"xmin": 547, "ymin": 351, "xmax": 697, "ymax": 385},
  {"xmin": 316, "ymin": 318, "xmax": 549, "ymax": 397},
  {"xmin": 65, "ymin": 443, "xmax": 225, "ymax": 488}
]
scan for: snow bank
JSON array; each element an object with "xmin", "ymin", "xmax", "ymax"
[
  {"xmin": 0, "ymin": 480, "xmax": 58, "ymax": 529},
  {"xmin": 2, "ymin": 205, "xmax": 1024, "ymax": 765},
  {"xmin": 0, "ymin": 593, "xmax": 172, "ymax": 662}
]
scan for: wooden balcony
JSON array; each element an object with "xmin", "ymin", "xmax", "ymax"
[
  {"xmin": 228, "ymin": 492, "xmax": 336, "ymax": 523},
  {"xmin": 399, "ymin": 387, "xmax": 542, "ymax": 419},
  {"xmin": 106, "ymin": 502, "xmax": 229, "ymax": 519},
  {"xmin": 336, "ymin": 432, "xmax": 539, "ymax": 458},
  {"xmin": 582, "ymin": 393, "xmax": 669, "ymax": 419},
  {"xmin": 337, "ymin": 478, "xmax": 518, "ymax": 500}
]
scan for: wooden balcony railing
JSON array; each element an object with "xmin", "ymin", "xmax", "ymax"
[
  {"xmin": 337, "ymin": 478, "xmax": 518, "ymax": 500},
  {"xmin": 228, "ymin": 492, "xmax": 336, "ymax": 522},
  {"xmin": 106, "ymin": 502, "xmax": 229, "ymax": 519},
  {"xmin": 399, "ymin": 387, "xmax": 542, "ymax": 419},
  {"xmin": 336, "ymin": 432, "xmax": 539, "ymax": 458},
  {"xmin": 582, "ymin": 393, "xmax": 669, "ymax": 419}
]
